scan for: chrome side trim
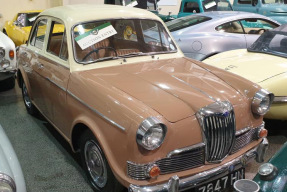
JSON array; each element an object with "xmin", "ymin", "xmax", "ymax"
[
  {"xmin": 273, "ymin": 96, "xmax": 287, "ymax": 104},
  {"xmin": 235, "ymin": 127, "xmax": 251, "ymax": 136},
  {"xmin": 167, "ymin": 143, "xmax": 205, "ymax": 158},
  {"xmin": 67, "ymin": 90, "xmax": 126, "ymax": 131},
  {"xmin": 46, "ymin": 77, "xmax": 66, "ymax": 92}
]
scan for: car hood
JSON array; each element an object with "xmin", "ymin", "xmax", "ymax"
[
  {"xmin": 204, "ymin": 49, "xmax": 287, "ymax": 83},
  {"xmin": 0, "ymin": 32, "xmax": 15, "ymax": 49},
  {"xmin": 81, "ymin": 57, "xmax": 244, "ymax": 122}
]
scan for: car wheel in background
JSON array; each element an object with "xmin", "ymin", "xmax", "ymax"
[
  {"xmin": 22, "ymin": 81, "xmax": 37, "ymax": 115},
  {"xmin": 80, "ymin": 130, "xmax": 123, "ymax": 192}
]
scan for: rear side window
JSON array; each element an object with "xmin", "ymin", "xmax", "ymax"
[
  {"xmin": 166, "ymin": 16, "xmax": 212, "ymax": 32},
  {"xmin": 183, "ymin": 2, "xmax": 200, "ymax": 13},
  {"xmin": 47, "ymin": 21, "xmax": 68, "ymax": 60},
  {"xmin": 30, "ymin": 19, "xmax": 48, "ymax": 50},
  {"xmin": 216, "ymin": 21, "xmax": 244, "ymax": 34}
]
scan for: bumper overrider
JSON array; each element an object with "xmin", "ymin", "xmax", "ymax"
[{"xmin": 129, "ymin": 138, "xmax": 268, "ymax": 192}]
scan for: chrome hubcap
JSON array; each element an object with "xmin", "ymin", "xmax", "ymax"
[
  {"xmin": 23, "ymin": 83, "xmax": 32, "ymax": 108},
  {"xmin": 84, "ymin": 141, "xmax": 107, "ymax": 188}
]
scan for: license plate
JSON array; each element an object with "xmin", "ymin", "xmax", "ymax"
[{"xmin": 195, "ymin": 168, "xmax": 245, "ymax": 192}]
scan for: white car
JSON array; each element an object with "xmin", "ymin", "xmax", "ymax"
[
  {"xmin": 0, "ymin": 124, "xmax": 26, "ymax": 192},
  {"xmin": 0, "ymin": 31, "xmax": 16, "ymax": 90}
]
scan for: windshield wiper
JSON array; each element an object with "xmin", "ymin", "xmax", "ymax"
[
  {"xmin": 118, "ymin": 52, "xmax": 151, "ymax": 58},
  {"xmin": 82, "ymin": 56, "xmax": 120, "ymax": 65}
]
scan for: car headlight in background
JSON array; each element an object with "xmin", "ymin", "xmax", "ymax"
[
  {"xmin": 252, "ymin": 89, "xmax": 274, "ymax": 115},
  {"xmin": 0, "ymin": 48, "xmax": 5, "ymax": 59},
  {"xmin": 0, "ymin": 173, "xmax": 16, "ymax": 192},
  {"xmin": 0, "ymin": 59, "xmax": 10, "ymax": 69},
  {"xmin": 136, "ymin": 117, "xmax": 167, "ymax": 150},
  {"xmin": 258, "ymin": 163, "xmax": 278, "ymax": 181}
]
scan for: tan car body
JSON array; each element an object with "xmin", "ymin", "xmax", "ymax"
[{"xmin": 17, "ymin": 5, "xmax": 270, "ymax": 191}]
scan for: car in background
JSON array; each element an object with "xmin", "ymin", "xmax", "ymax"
[
  {"xmin": 17, "ymin": 4, "xmax": 273, "ymax": 192},
  {"xmin": 204, "ymin": 24, "xmax": 287, "ymax": 120},
  {"xmin": 0, "ymin": 124, "xmax": 26, "ymax": 192},
  {"xmin": 0, "ymin": 31, "xmax": 16, "ymax": 90},
  {"xmin": 3, "ymin": 10, "xmax": 42, "ymax": 46},
  {"xmin": 166, "ymin": 11, "xmax": 280, "ymax": 60}
]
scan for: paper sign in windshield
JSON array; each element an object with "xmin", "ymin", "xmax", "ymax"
[
  {"xmin": 75, "ymin": 22, "xmax": 117, "ymax": 50},
  {"xmin": 204, "ymin": 1, "xmax": 216, "ymax": 9}
]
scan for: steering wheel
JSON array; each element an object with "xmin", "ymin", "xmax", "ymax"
[
  {"xmin": 82, "ymin": 47, "xmax": 117, "ymax": 61},
  {"xmin": 257, "ymin": 28, "xmax": 266, "ymax": 34}
]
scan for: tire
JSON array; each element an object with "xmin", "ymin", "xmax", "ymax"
[
  {"xmin": 21, "ymin": 81, "xmax": 37, "ymax": 115},
  {"xmin": 80, "ymin": 130, "xmax": 123, "ymax": 192}
]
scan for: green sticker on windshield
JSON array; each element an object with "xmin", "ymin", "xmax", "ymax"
[{"xmin": 75, "ymin": 22, "xmax": 117, "ymax": 50}]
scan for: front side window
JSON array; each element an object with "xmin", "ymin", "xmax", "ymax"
[
  {"xmin": 47, "ymin": 21, "xmax": 68, "ymax": 60},
  {"xmin": 30, "ymin": 19, "xmax": 47, "ymax": 50},
  {"xmin": 202, "ymin": 0, "xmax": 233, "ymax": 11},
  {"xmin": 240, "ymin": 19, "xmax": 279, "ymax": 34},
  {"xmin": 183, "ymin": 2, "xmax": 200, "ymax": 13},
  {"xmin": 238, "ymin": 0, "xmax": 251, "ymax": 4},
  {"xmin": 216, "ymin": 21, "xmax": 244, "ymax": 34},
  {"xmin": 72, "ymin": 19, "xmax": 177, "ymax": 64},
  {"xmin": 166, "ymin": 16, "xmax": 212, "ymax": 32},
  {"xmin": 262, "ymin": 0, "xmax": 287, "ymax": 4}
]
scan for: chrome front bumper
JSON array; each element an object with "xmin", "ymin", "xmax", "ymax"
[{"xmin": 129, "ymin": 138, "xmax": 268, "ymax": 192}]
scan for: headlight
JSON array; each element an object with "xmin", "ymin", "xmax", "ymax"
[
  {"xmin": 136, "ymin": 117, "xmax": 167, "ymax": 150},
  {"xmin": 0, "ymin": 59, "xmax": 10, "ymax": 69},
  {"xmin": 251, "ymin": 89, "xmax": 274, "ymax": 115},
  {"xmin": 0, "ymin": 173, "xmax": 16, "ymax": 192},
  {"xmin": 0, "ymin": 48, "xmax": 5, "ymax": 59}
]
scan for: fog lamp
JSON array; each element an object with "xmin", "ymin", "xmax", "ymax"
[
  {"xmin": 146, "ymin": 164, "xmax": 160, "ymax": 178},
  {"xmin": 258, "ymin": 163, "xmax": 278, "ymax": 181},
  {"xmin": 233, "ymin": 179, "xmax": 259, "ymax": 192}
]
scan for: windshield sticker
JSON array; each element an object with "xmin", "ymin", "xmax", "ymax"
[
  {"xmin": 204, "ymin": 1, "xmax": 216, "ymax": 9},
  {"xmin": 126, "ymin": 0, "xmax": 138, "ymax": 7},
  {"xmin": 75, "ymin": 22, "xmax": 117, "ymax": 50}
]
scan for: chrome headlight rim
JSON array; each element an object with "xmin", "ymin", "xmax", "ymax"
[
  {"xmin": 0, "ymin": 48, "xmax": 5, "ymax": 59},
  {"xmin": 0, "ymin": 173, "xmax": 16, "ymax": 192},
  {"xmin": 136, "ymin": 117, "xmax": 167, "ymax": 151},
  {"xmin": 251, "ymin": 89, "xmax": 274, "ymax": 116}
]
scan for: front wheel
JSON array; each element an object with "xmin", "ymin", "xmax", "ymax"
[
  {"xmin": 80, "ymin": 130, "xmax": 123, "ymax": 192},
  {"xmin": 22, "ymin": 81, "xmax": 37, "ymax": 115}
]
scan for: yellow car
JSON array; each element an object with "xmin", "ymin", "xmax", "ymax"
[
  {"xmin": 3, "ymin": 10, "xmax": 42, "ymax": 46},
  {"xmin": 204, "ymin": 25, "xmax": 287, "ymax": 120}
]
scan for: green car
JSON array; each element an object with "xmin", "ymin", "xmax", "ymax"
[{"xmin": 234, "ymin": 142, "xmax": 287, "ymax": 192}]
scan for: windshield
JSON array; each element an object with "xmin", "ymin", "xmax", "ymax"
[
  {"xmin": 248, "ymin": 30, "xmax": 287, "ymax": 58},
  {"xmin": 262, "ymin": 0, "xmax": 287, "ymax": 4},
  {"xmin": 166, "ymin": 16, "xmax": 212, "ymax": 32},
  {"xmin": 73, "ymin": 19, "xmax": 177, "ymax": 64},
  {"xmin": 202, "ymin": 0, "xmax": 233, "ymax": 11}
]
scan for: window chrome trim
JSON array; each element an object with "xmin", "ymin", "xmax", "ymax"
[
  {"xmin": 46, "ymin": 77, "xmax": 66, "ymax": 92},
  {"xmin": 67, "ymin": 90, "xmax": 126, "ymax": 131},
  {"xmin": 167, "ymin": 143, "xmax": 205, "ymax": 158}
]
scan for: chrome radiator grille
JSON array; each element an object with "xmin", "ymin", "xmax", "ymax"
[
  {"xmin": 127, "ymin": 145, "xmax": 205, "ymax": 180},
  {"xmin": 196, "ymin": 101, "xmax": 236, "ymax": 163},
  {"xmin": 231, "ymin": 128, "xmax": 259, "ymax": 154}
]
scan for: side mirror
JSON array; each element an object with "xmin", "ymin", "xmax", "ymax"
[{"xmin": 251, "ymin": 0, "xmax": 258, "ymax": 6}]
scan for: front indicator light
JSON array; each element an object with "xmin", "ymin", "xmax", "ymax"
[
  {"xmin": 9, "ymin": 50, "xmax": 14, "ymax": 59},
  {"xmin": 259, "ymin": 128, "xmax": 268, "ymax": 138},
  {"xmin": 146, "ymin": 164, "xmax": 161, "ymax": 178}
]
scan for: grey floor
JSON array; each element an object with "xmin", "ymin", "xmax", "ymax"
[{"xmin": 0, "ymin": 85, "xmax": 286, "ymax": 192}]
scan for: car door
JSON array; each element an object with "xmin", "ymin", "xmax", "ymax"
[
  {"xmin": 240, "ymin": 18, "xmax": 279, "ymax": 48},
  {"xmin": 233, "ymin": 0, "xmax": 259, "ymax": 13},
  {"xmin": 214, "ymin": 20, "xmax": 247, "ymax": 50}
]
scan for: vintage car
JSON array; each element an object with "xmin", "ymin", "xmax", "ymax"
[
  {"xmin": 0, "ymin": 124, "xmax": 26, "ymax": 192},
  {"xmin": 17, "ymin": 4, "xmax": 273, "ymax": 192},
  {"xmin": 233, "ymin": 0, "xmax": 287, "ymax": 24},
  {"xmin": 0, "ymin": 31, "xmax": 16, "ymax": 90},
  {"xmin": 3, "ymin": 10, "xmax": 42, "ymax": 46},
  {"xmin": 166, "ymin": 11, "xmax": 280, "ymax": 60},
  {"xmin": 234, "ymin": 141, "xmax": 287, "ymax": 192},
  {"xmin": 204, "ymin": 24, "xmax": 287, "ymax": 120}
]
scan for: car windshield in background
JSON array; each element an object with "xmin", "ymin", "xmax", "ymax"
[
  {"xmin": 26, "ymin": 13, "xmax": 40, "ymax": 26},
  {"xmin": 73, "ymin": 19, "xmax": 177, "ymax": 64},
  {"xmin": 202, "ymin": 0, "xmax": 233, "ymax": 11},
  {"xmin": 248, "ymin": 30, "xmax": 287, "ymax": 58},
  {"xmin": 262, "ymin": 0, "xmax": 287, "ymax": 4},
  {"xmin": 166, "ymin": 16, "xmax": 212, "ymax": 32}
]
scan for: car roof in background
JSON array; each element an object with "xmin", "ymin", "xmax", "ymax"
[{"xmin": 18, "ymin": 10, "xmax": 43, "ymax": 13}]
